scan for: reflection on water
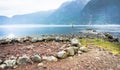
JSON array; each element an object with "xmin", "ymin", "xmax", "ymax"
[{"xmin": 0, "ymin": 25, "xmax": 120, "ymax": 38}]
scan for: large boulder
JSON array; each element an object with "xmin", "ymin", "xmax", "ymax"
[
  {"xmin": 17, "ymin": 55, "xmax": 31, "ymax": 64},
  {"xmin": 57, "ymin": 51, "xmax": 68, "ymax": 59},
  {"xmin": 71, "ymin": 38, "xmax": 81, "ymax": 47},
  {"xmin": 66, "ymin": 47, "xmax": 75, "ymax": 56},
  {"xmin": 31, "ymin": 54, "xmax": 42, "ymax": 62},
  {"xmin": 4, "ymin": 60, "xmax": 16, "ymax": 67}
]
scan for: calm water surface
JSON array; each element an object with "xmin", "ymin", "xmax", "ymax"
[{"xmin": 0, "ymin": 25, "xmax": 120, "ymax": 38}]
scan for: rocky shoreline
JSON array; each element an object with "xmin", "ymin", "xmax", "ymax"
[
  {"xmin": 0, "ymin": 31, "xmax": 120, "ymax": 70},
  {"xmin": 0, "ymin": 31, "xmax": 119, "ymax": 46}
]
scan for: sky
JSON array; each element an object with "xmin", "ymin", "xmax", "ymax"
[{"xmin": 0, "ymin": 0, "xmax": 69, "ymax": 17}]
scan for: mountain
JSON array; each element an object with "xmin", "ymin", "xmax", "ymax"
[
  {"xmin": 9, "ymin": 0, "xmax": 88, "ymax": 24},
  {"xmin": 80, "ymin": 0, "xmax": 120, "ymax": 24},
  {"xmin": 0, "ymin": 0, "xmax": 120, "ymax": 25},
  {"xmin": 46, "ymin": 0, "xmax": 89, "ymax": 24},
  {"xmin": 10, "ymin": 11, "xmax": 54, "ymax": 24},
  {"xmin": 0, "ymin": 16, "xmax": 9, "ymax": 25}
]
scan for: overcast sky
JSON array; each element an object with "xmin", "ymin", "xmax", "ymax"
[{"xmin": 0, "ymin": 0, "xmax": 69, "ymax": 17}]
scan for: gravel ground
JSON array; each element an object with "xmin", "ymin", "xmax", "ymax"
[{"xmin": 0, "ymin": 41, "xmax": 120, "ymax": 70}]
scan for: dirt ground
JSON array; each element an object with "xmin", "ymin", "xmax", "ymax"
[{"xmin": 0, "ymin": 41, "xmax": 120, "ymax": 70}]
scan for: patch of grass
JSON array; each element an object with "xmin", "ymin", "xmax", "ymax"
[{"xmin": 80, "ymin": 38, "xmax": 120, "ymax": 54}]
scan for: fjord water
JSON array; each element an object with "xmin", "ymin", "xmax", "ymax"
[{"xmin": 0, "ymin": 25, "xmax": 120, "ymax": 38}]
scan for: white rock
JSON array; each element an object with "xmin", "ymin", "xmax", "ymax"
[
  {"xmin": 46, "ymin": 56, "xmax": 58, "ymax": 62},
  {"xmin": 0, "ymin": 64, "xmax": 7, "ymax": 69},
  {"xmin": 73, "ymin": 47, "xmax": 79, "ymax": 53},
  {"xmin": 79, "ymin": 46, "xmax": 88, "ymax": 52},
  {"xmin": 66, "ymin": 47, "xmax": 75, "ymax": 56},
  {"xmin": 31, "ymin": 37, "xmax": 38, "ymax": 43},
  {"xmin": 17, "ymin": 55, "xmax": 30, "ymax": 64},
  {"xmin": 42, "ymin": 56, "xmax": 57, "ymax": 62},
  {"xmin": 0, "ymin": 59, "xmax": 2, "ymax": 64},
  {"xmin": 32, "ymin": 54, "xmax": 42, "ymax": 62},
  {"xmin": 71, "ymin": 38, "xmax": 81, "ymax": 47},
  {"xmin": 4, "ymin": 60, "xmax": 16, "ymax": 67},
  {"xmin": 37, "ymin": 63, "xmax": 44, "ymax": 67},
  {"xmin": 57, "ymin": 50, "xmax": 68, "ymax": 59},
  {"xmin": 78, "ymin": 51, "xmax": 83, "ymax": 54}
]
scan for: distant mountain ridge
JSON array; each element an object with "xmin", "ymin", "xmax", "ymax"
[
  {"xmin": 0, "ymin": 16, "xmax": 9, "ymax": 25},
  {"xmin": 0, "ymin": 0, "xmax": 120, "ymax": 25}
]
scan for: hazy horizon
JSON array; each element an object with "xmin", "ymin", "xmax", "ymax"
[
  {"xmin": 0, "ymin": 0, "xmax": 69, "ymax": 17},
  {"xmin": 0, "ymin": 0, "xmax": 91, "ymax": 17}
]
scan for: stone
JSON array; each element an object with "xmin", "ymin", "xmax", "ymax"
[
  {"xmin": 42, "ymin": 56, "xmax": 57, "ymax": 62},
  {"xmin": 13, "ymin": 65, "xmax": 18, "ymax": 69},
  {"xmin": 42, "ymin": 56, "xmax": 48, "ymax": 61},
  {"xmin": 0, "ymin": 59, "xmax": 3, "ymax": 64},
  {"xmin": 78, "ymin": 51, "xmax": 83, "ymax": 54},
  {"xmin": 79, "ymin": 46, "xmax": 88, "ymax": 52},
  {"xmin": 32, "ymin": 54, "xmax": 42, "ymax": 62},
  {"xmin": 73, "ymin": 47, "xmax": 79, "ymax": 53},
  {"xmin": 17, "ymin": 55, "xmax": 31, "ymax": 64},
  {"xmin": 57, "ymin": 50, "xmax": 68, "ymax": 59},
  {"xmin": 78, "ymin": 54, "xmax": 81, "ymax": 56},
  {"xmin": 24, "ymin": 36, "xmax": 32, "ymax": 41},
  {"xmin": 0, "ymin": 64, "xmax": 7, "ymax": 69},
  {"xmin": 31, "ymin": 37, "xmax": 38, "ymax": 43},
  {"xmin": 46, "ymin": 56, "xmax": 58, "ymax": 62},
  {"xmin": 117, "ymin": 64, "xmax": 120, "ymax": 69},
  {"xmin": 17, "ymin": 38, "xmax": 24, "ymax": 43},
  {"xmin": 71, "ymin": 38, "xmax": 81, "ymax": 47},
  {"xmin": 38, "ymin": 38, "xmax": 44, "ymax": 42},
  {"xmin": 55, "ymin": 36, "xmax": 63, "ymax": 42},
  {"xmin": 5, "ymin": 38, "xmax": 12, "ymax": 43},
  {"xmin": 46, "ymin": 37, "xmax": 55, "ymax": 41},
  {"xmin": 4, "ymin": 60, "xmax": 16, "ymax": 67},
  {"xmin": 63, "ymin": 38, "xmax": 70, "ymax": 42},
  {"xmin": 37, "ymin": 63, "xmax": 44, "ymax": 67},
  {"xmin": 26, "ymin": 45, "xmax": 34, "ymax": 50},
  {"xmin": 104, "ymin": 32, "xmax": 113, "ymax": 39},
  {"xmin": 66, "ymin": 47, "xmax": 75, "ymax": 56},
  {"xmin": 68, "ymin": 57, "xmax": 73, "ymax": 59},
  {"xmin": 10, "ymin": 56, "xmax": 17, "ymax": 60}
]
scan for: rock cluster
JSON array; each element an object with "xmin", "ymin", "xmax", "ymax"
[
  {"xmin": 104, "ymin": 32, "xmax": 119, "ymax": 42},
  {"xmin": 0, "ymin": 36, "xmax": 70, "ymax": 46},
  {"xmin": 0, "ymin": 38, "xmax": 88, "ymax": 69},
  {"xmin": 57, "ymin": 38, "xmax": 88, "ymax": 59}
]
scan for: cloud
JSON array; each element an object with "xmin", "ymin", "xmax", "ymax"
[{"xmin": 0, "ymin": 0, "xmax": 68, "ymax": 17}]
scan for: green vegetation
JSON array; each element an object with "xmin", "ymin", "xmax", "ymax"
[{"xmin": 79, "ymin": 38, "xmax": 120, "ymax": 54}]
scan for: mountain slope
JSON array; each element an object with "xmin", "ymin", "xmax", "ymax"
[
  {"xmin": 0, "ymin": 0, "xmax": 120, "ymax": 25},
  {"xmin": 9, "ymin": 0, "xmax": 89, "ymax": 24},
  {"xmin": 10, "ymin": 11, "xmax": 54, "ymax": 24},
  {"xmin": 47, "ymin": 0, "xmax": 89, "ymax": 24},
  {"xmin": 0, "ymin": 16, "xmax": 9, "ymax": 25},
  {"xmin": 80, "ymin": 0, "xmax": 120, "ymax": 24}
]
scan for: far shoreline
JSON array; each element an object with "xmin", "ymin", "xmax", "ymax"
[{"xmin": 0, "ymin": 24, "xmax": 120, "ymax": 28}]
